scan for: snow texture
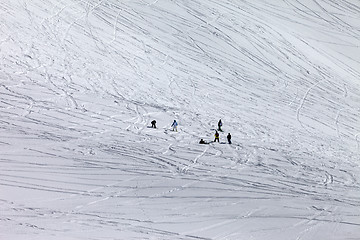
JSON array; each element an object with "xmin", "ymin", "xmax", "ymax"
[{"xmin": 1, "ymin": 0, "xmax": 360, "ymax": 239}]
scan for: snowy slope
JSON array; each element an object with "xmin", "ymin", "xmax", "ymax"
[{"xmin": 1, "ymin": 0, "xmax": 360, "ymax": 239}]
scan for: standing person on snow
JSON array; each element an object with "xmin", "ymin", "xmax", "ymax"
[
  {"xmin": 227, "ymin": 133, "xmax": 232, "ymax": 144},
  {"xmin": 151, "ymin": 120, "xmax": 157, "ymax": 128},
  {"xmin": 214, "ymin": 130, "xmax": 220, "ymax": 142},
  {"xmin": 218, "ymin": 119, "xmax": 223, "ymax": 131},
  {"xmin": 171, "ymin": 120, "xmax": 178, "ymax": 132}
]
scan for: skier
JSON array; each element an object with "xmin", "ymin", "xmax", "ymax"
[
  {"xmin": 214, "ymin": 130, "xmax": 220, "ymax": 142},
  {"xmin": 218, "ymin": 119, "xmax": 223, "ymax": 131},
  {"xmin": 171, "ymin": 120, "xmax": 178, "ymax": 132},
  {"xmin": 151, "ymin": 120, "xmax": 156, "ymax": 128},
  {"xmin": 227, "ymin": 133, "xmax": 232, "ymax": 144}
]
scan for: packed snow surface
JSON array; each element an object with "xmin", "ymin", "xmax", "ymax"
[{"xmin": 1, "ymin": 0, "xmax": 360, "ymax": 239}]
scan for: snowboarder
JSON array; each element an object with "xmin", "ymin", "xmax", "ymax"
[
  {"xmin": 199, "ymin": 139, "xmax": 206, "ymax": 144},
  {"xmin": 171, "ymin": 120, "xmax": 178, "ymax": 132},
  {"xmin": 151, "ymin": 120, "xmax": 156, "ymax": 128},
  {"xmin": 218, "ymin": 119, "xmax": 223, "ymax": 131},
  {"xmin": 227, "ymin": 133, "xmax": 232, "ymax": 144},
  {"xmin": 214, "ymin": 130, "xmax": 220, "ymax": 142}
]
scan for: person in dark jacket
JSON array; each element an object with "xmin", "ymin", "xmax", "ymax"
[
  {"xmin": 227, "ymin": 133, "xmax": 232, "ymax": 144},
  {"xmin": 218, "ymin": 119, "xmax": 223, "ymax": 131},
  {"xmin": 151, "ymin": 120, "xmax": 157, "ymax": 128}
]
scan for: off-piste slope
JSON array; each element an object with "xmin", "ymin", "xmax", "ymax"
[{"xmin": 1, "ymin": 0, "xmax": 360, "ymax": 239}]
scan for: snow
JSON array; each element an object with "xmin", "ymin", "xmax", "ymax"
[{"xmin": 1, "ymin": 0, "xmax": 360, "ymax": 239}]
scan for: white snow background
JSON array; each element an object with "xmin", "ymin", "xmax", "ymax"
[{"xmin": 1, "ymin": 0, "xmax": 360, "ymax": 239}]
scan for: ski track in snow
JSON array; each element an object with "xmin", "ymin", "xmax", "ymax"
[{"xmin": 0, "ymin": 0, "xmax": 360, "ymax": 239}]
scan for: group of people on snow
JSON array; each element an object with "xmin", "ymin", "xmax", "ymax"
[
  {"xmin": 210, "ymin": 130, "xmax": 231, "ymax": 144},
  {"xmin": 200, "ymin": 119, "xmax": 231, "ymax": 144},
  {"xmin": 150, "ymin": 118, "xmax": 231, "ymax": 144},
  {"xmin": 151, "ymin": 119, "xmax": 178, "ymax": 132}
]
